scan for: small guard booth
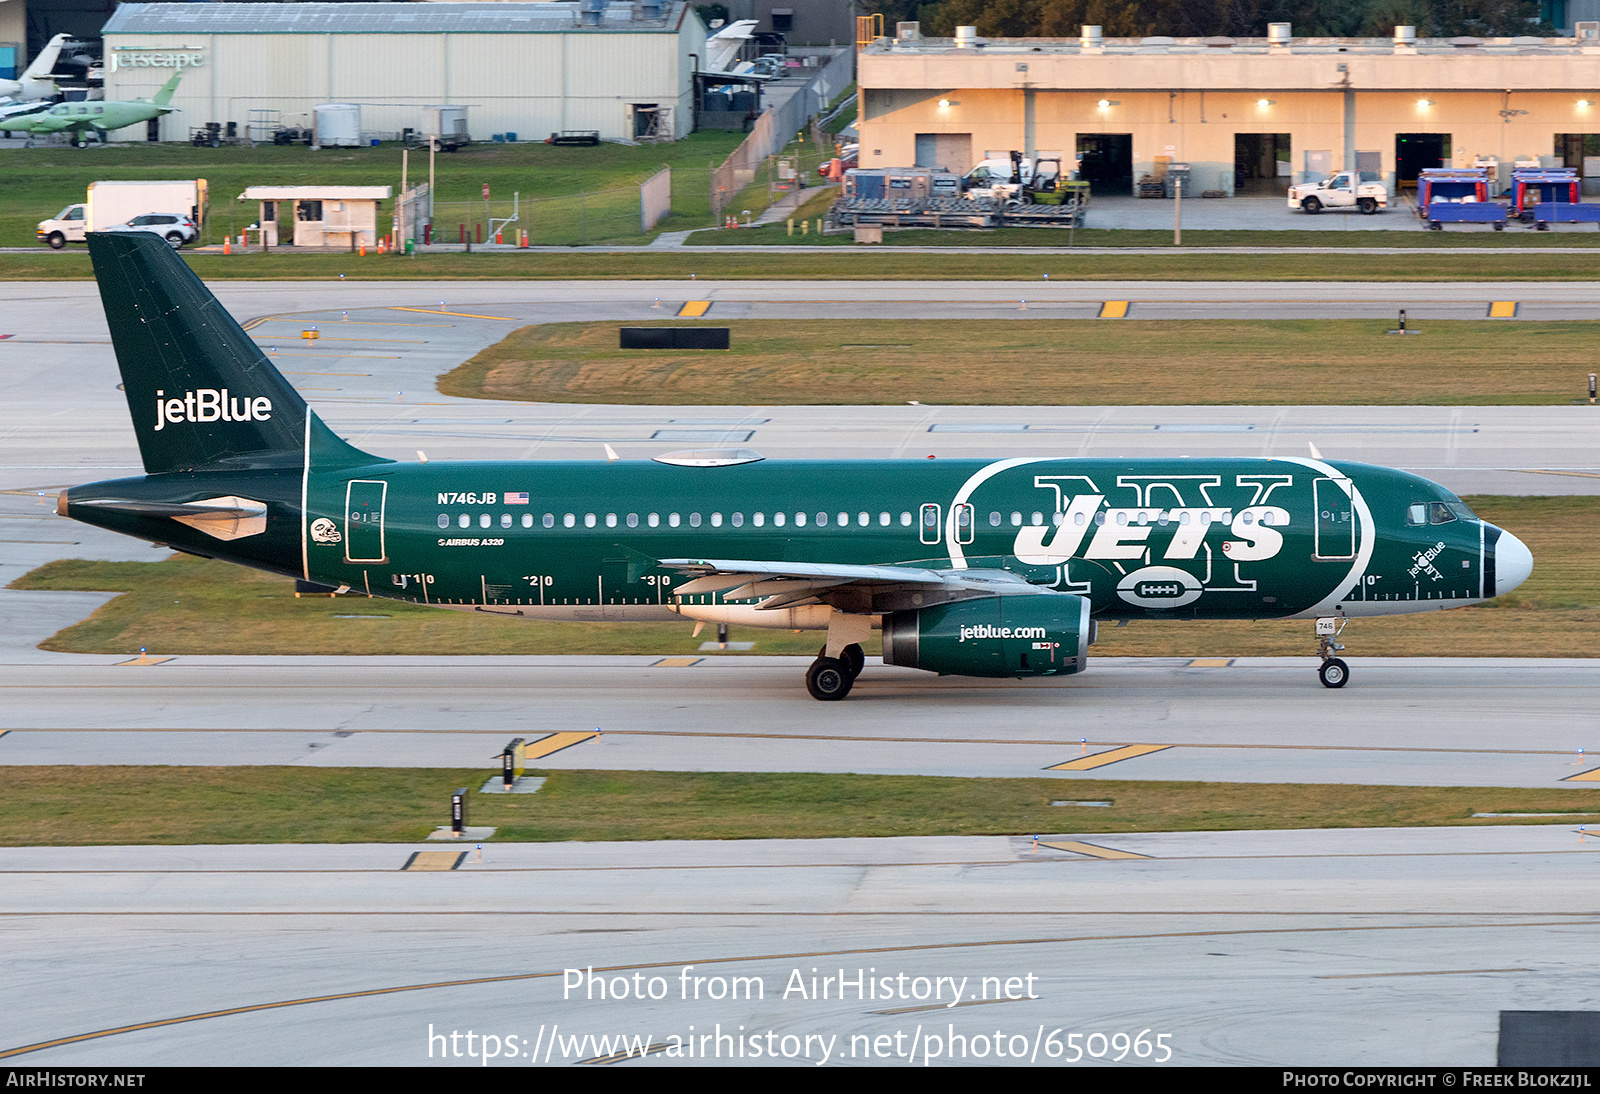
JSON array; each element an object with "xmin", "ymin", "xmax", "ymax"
[{"xmin": 241, "ymin": 185, "xmax": 391, "ymax": 247}]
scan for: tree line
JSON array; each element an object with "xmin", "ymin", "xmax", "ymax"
[{"xmin": 869, "ymin": 0, "xmax": 1551, "ymax": 40}]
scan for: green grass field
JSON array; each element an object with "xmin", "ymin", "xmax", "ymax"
[
  {"xmin": 441, "ymin": 318, "xmax": 1600, "ymax": 406},
  {"xmin": 9, "ymin": 497, "xmax": 1592, "ymax": 660},
  {"xmin": 14, "ymin": 246, "xmax": 1600, "ymax": 282},
  {"xmin": 1, "ymin": 133, "xmax": 746, "ymax": 248},
  {"xmin": 2, "ymin": 766, "xmax": 1595, "ymax": 845}
]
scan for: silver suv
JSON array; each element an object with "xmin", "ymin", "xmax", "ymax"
[{"xmin": 102, "ymin": 213, "xmax": 199, "ymax": 250}]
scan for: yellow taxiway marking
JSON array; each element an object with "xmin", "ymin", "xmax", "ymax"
[
  {"xmin": 115, "ymin": 654, "xmax": 173, "ymax": 667},
  {"xmin": 1188, "ymin": 657, "xmax": 1235, "ymax": 667},
  {"xmin": 524, "ymin": 731, "xmax": 598, "ymax": 759},
  {"xmin": 389, "ymin": 306, "xmax": 516, "ymax": 321},
  {"xmin": 1037, "ymin": 840, "xmax": 1151, "ymax": 860},
  {"xmin": 1516, "ymin": 469, "xmax": 1600, "ymax": 480},
  {"xmin": 1488, "ymin": 301, "xmax": 1518, "ymax": 318},
  {"xmin": 1048, "ymin": 743, "xmax": 1171, "ymax": 771},
  {"xmin": 0, "ymin": 921, "xmax": 1583, "ymax": 1060},
  {"xmin": 651, "ymin": 657, "xmax": 703, "ymax": 668},
  {"xmin": 1099, "ymin": 300, "xmax": 1130, "ymax": 318},
  {"xmin": 677, "ymin": 300, "xmax": 713, "ymax": 317},
  {"xmin": 402, "ymin": 851, "xmax": 464, "ymax": 872},
  {"xmin": 1563, "ymin": 767, "xmax": 1600, "ymax": 782}
]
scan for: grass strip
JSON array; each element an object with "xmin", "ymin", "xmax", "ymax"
[
  {"xmin": 8, "ymin": 498, "xmax": 1594, "ymax": 659},
  {"xmin": 13, "ymin": 248, "xmax": 1600, "ymax": 282},
  {"xmin": 440, "ymin": 318, "xmax": 1600, "ymax": 406},
  {"xmin": 1, "ymin": 767, "xmax": 1596, "ymax": 846}
]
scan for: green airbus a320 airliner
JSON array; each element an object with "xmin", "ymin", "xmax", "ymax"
[{"xmin": 61, "ymin": 233, "xmax": 1532, "ymax": 700}]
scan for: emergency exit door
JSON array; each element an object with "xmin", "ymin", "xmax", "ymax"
[{"xmin": 345, "ymin": 480, "xmax": 388, "ymax": 563}]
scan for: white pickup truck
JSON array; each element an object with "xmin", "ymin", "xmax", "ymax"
[{"xmin": 1287, "ymin": 172, "xmax": 1388, "ymax": 215}]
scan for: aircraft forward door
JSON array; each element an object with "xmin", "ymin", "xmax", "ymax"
[
  {"xmin": 345, "ymin": 480, "xmax": 388, "ymax": 563},
  {"xmin": 1314, "ymin": 478, "xmax": 1357, "ymax": 560}
]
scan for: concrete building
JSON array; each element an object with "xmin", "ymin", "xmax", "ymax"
[
  {"xmin": 719, "ymin": 0, "xmax": 854, "ymax": 48},
  {"xmin": 241, "ymin": 185, "xmax": 390, "ymax": 247},
  {"xmin": 99, "ymin": 1, "xmax": 707, "ymax": 143},
  {"xmin": 858, "ymin": 23, "xmax": 1600, "ymax": 195}
]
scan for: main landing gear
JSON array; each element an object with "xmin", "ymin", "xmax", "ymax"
[
  {"xmin": 1316, "ymin": 616, "xmax": 1349, "ymax": 689},
  {"xmin": 807, "ymin": 643, "xmax": 865, "ymax": 701}
]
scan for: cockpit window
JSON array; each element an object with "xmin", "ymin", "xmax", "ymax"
[
  {"xmin": 1428, "ymin": 501, "xmax": 1457, "ymax": 525},
  {"xmin": 1406, "ymin": 503, "xmax": 1427, "ymax": 526}
]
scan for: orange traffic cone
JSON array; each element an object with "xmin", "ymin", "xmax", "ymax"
[{"xmin": 223, "ymin": 238, "xmax": 231, "ymax": 255}]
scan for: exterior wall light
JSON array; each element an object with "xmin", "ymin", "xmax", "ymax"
[
  {"xmin": 1580, "ymin": 100, "xmax": 1593, "ymax": 108},
  {"xmin": 937, "ymin": 99, "xmax": 960, "ymax": 107},
  {"xmin": 1257, "ymin": 99, "xmax": 1276, "ymax": 106},
  {"xmin": 1417, "ymin": 99, "xmax": 1436, "ymax": 107},
  {"xmin": 1097, "ymin": 99, "xmax": 1119, "ymax": 108}
]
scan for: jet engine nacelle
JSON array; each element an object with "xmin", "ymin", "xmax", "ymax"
[{"xmin": 881, "ymin": 593, "xmax": 1091, "ymax": 678}]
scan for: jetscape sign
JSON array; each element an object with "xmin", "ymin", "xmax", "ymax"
[{"xmin": 108, "ymin": 49, "xmax": 205, "ymax": 73}]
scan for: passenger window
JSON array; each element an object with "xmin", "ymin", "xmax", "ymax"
[
  {"xmin": 732, "ymin": 513, "xmax": 744, "ymax": 527},
  {"xmin": 1031, "ymin": 512, "xmax": 1043, "ymax": 526},
  {"xmin": 858, "ymin": 512, "xmax": 869, "ymax": 526},
  {"xmin": 521, "ymin": 514, "xmax": 533, "ymax": 528},
  {"xmin": 1428, "ymin": 502, "xmax": 1457, "ymax": 525},
  {"xmin": 1406, "ymin": 504, "xmax": 1427, "ymax": 526},
  {"xmin": 543, "ymin": 513, "xmax": 555, "ymax": 528},
  {"xmin": 879, "ymin": 512, "xmax": 890, "ymax": 526},
  {"xmin": 585, "ymin": 514, "xmax": 596, "ymax": 527},
  {"xmin": 839, "ymin": 512, "xmax": 850, "ymax": 527},
  {"xmin": 458, "ymin": 514, "xmax": 470, "ymax": 528},
  {"xmin": 479, "ymin": 514, "xmax": 491, "ymax": 528},
  {"xmin": 500, "ymin": 514, "xmax": 511, "ymax": 528},
  {"xmin": 689, "ymin": 513, "xmax": 701, "ymax": 527},
  {"xmin": 668, "ymin": 513, "xmax": 680, "ymax": 528},
  {"xmin": 627, "ymin": 513, "xmax": 638, "ymax": 528},
  {"xmin": 606, "ymin": 513, "xmax": 617, "ymax": 527},
  {"xmin": 648, "ymin": 513, "xmax": 660, "ymax": 527},
  {"xmin": 816, "ymin": 512, "xmax": 827, "ymax": 526},
  {"xmin": 753, "ymin": 513, "xmax": 765, "ymax": 527},
  {"xmin": 563, "ymin": 514, "xmax": 576, "ymax": 528},
  {"xmin": 795, "ymin": 512, "xmax": 807, "ymax": 527},
  {"xmin": 711, "ymin": 513, "xmax": 722, "ymax": 527},
  {"xmin": 437, "ymin": 514, "xmax": 449, "ymax": 528},
  {"xmin": 989, "ymin": 511, "xmax": 1001, "ymax": 527},
  {"xmin": 1010, "ymin": 512, "xmax": 1021, "ymax": 526},
  {"xmin": 1094, "ymin": 512, "xmax": 1106, "ymax": 525}
]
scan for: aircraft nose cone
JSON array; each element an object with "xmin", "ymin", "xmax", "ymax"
[{"xmin": 1494, "ymin": 529, "xmax": 1533, "ymax": 598}]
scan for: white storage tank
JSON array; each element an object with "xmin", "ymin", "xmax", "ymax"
[{"xmin": 313, "ymin": 103, "xmax": 362, "ymax": 148}]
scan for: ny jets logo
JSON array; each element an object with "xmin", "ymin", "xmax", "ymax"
[{"xmin": 309, "ymin": 518, "xmax": 341, "ymax": 544}]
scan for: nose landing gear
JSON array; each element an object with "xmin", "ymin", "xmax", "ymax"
[{"xmin": 1316, "ymin": 616, "xmax": 1349, "ymax": 688}]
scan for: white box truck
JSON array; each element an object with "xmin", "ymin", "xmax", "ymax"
[{"xmin": 37, "ymin": 179, "xmax": 208, "ymax": 248}]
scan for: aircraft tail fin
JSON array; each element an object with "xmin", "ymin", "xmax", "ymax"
[
  {"xmin": 87, "ymin": 230, "xmax": 378, "ymax": 475},
  {"xmin": 21, "ymin": 34, "xmax": 67, "ymax": 83},
  {"xmin": 151, "ymin": 72, "xmax": 182, "ymax": 107}
]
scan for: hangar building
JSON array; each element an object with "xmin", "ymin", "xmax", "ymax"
[
  {"xmin": 99, "ymin": 1, "xmax": 706, "ymax": 143},
  {"xmin": 858, "ymin": 23, "xmax": 1600, "ymax": 195}
]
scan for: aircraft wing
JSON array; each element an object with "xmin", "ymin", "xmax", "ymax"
[{"xmin": 659, "ymin": 557, "xmax": 1037, "ymax": 612}]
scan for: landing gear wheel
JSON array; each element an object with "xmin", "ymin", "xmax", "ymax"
[
  {"xmin": 840, "ymin": 643, "xmax": 865, "ymax": 679},
  {"xmin": 1302, "ymin": 196, "xmax": 1323, "ymax": 214},
  {"xmin": 806, "ymin": 657, "xmax": 853, "ymax": 701},
  {"xmin": 1319, "ymin": 658, "xmax": 1349, "ymax": 689}
]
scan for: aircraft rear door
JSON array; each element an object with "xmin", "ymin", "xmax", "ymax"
[{"xmin": 345, "ymin": 480, "xmax": 388, "ymax": 563}]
